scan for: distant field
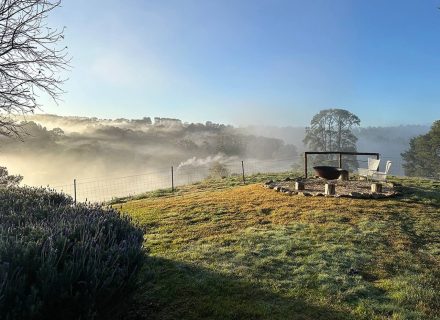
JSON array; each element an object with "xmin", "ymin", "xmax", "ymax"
[{"xmin": 114, "ymin": 175, "xmax": 440, "ymax": 320}]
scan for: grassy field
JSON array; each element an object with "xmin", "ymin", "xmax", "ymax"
[{"xmin": 113, "ymin": 174, "xmax": 440, "ymax": 320}]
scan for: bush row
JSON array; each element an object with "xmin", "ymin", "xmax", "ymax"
[{"xmin": 0, "ymin": 187, "xmax": 144, "ymax": 320}]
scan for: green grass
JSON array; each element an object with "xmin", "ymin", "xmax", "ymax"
[{"xmin": 112, "ymin": 173, "xmax": 440, "ymax": 320}]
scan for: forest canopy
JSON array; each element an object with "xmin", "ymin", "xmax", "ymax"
[{"xmin": 401, "ymin": 120, "xmax": 440, "ymax": 178}]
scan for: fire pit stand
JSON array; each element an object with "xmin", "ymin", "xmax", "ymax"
[{"xmin": 304, "ymin": 151, "xmax": 380, "ymax": 178}]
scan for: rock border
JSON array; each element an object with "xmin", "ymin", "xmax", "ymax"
[{"xmin": 263, "ymin": 179, "xmax": 400, "ymax": 199}]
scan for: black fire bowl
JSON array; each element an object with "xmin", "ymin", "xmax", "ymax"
[{"xmin": 313, "ymin": 166, "xmax": 343, "ymax": 180}]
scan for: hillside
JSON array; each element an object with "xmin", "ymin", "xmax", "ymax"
[
  {"xmin": 0, "ymin": 115, "xmax": 296, "ymax": 187},
  {"xmin": 113, "ymin": 175, "xmax": 440, "ymax": 320}
]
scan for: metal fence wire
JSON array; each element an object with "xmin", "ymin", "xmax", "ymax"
[{"xmin": 49, "ymin": 154, "xmax": 406, "ymax": 203}]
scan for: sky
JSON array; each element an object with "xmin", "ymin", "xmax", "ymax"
[{"xmin": 40, "ymin": 0, "xmax": 440, "ymax": 127}]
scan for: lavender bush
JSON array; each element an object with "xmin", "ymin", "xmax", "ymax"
[{"xmin": 0, "ymin": 187, "xmax": 144, "ymax": 320}]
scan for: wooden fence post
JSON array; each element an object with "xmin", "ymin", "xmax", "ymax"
[
  {"xmin": 171, "ymin": 166, "xmax": 174, "ymax": 192},
  {"xmin": 73, "ymin": 179, "xmax": 77, "ymax": 205},
  {"xmin": 241, "ymin": 161, "xmax": 246, "ymax": 184}
]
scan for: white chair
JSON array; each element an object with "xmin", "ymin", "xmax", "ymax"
[
  {"xmin": 371, "ymin": 161, "xmax": 392, "ymax": 181},
  {"xmin": 358, "ymin": 158, "xmax": 380, "ymax": 180}
]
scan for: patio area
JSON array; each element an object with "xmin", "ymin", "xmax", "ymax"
[{"xmin": 263, "ymin": 177, "xmax": 399, "ymax": 199}]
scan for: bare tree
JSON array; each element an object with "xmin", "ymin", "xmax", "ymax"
[{"xmin": 0, "ymin": 0, "xmax": 69, "ymax": 137}]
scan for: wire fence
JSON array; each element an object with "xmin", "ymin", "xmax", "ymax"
[{"xmin": 49, "ymin": 154, "xmax": 409, "ymax": 204}]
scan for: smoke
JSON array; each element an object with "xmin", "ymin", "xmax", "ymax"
[{"xmin": 177, "ymin": 154, "xmax": 239, "ymax": 171}]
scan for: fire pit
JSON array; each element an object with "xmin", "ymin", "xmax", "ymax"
[{"xmin": 313, "ymin": 166, "xmax": 343, "ymax": 180}]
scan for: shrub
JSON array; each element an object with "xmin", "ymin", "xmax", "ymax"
[
  {"xmin": 0, "ymin": 166, "xmax": 22, "ymax": 188},
  {"xmin": 208, "ymin": 161, "xmax": 230, "ymax": 179},
  {"xmin": 0, "ymin": 187, "xmax": 144, "ymax": 320}
]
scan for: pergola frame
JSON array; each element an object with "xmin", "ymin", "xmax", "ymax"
[{"xmin": 304, "ymin": 151, "xmax": 380, "ymax": 178}]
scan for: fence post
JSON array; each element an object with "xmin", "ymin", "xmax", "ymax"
[
  {"xmin": 171, "ymin": 166, "xmax": 174, "ymax": 192},
  {"xmin": 241, "ymin": 160, "xmax": 246, "ymax": 184},
  {"xmin": 304, "ymin": 153, "xmax": 308, "ymax": 179},
  {"xmin": 73, "ymin": 179, "xmax": 77, "ymax": 205},
  {"xmin": 338, "ymin": 153, "xmax": 342, "ymax": 168}
]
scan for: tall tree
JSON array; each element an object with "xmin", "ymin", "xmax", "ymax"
[
  {"xmin": 0, "ymin": 0, "xmax": 69, "ymax": 137},
  {"xmin": 303, "ymin": 108, "xmax": 360, "ymax": 168},
  {"xmin": 401, "ymin": 120, "xmax": 440, "ymax": 178}
]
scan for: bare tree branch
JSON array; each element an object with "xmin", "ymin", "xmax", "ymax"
[{"xmin": 0, "ymin": 0, "xmax": 69, "ymax": 137}]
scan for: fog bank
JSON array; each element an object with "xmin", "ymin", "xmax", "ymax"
[{"xmin": 0, "ymin": 114, "xmax": 297, "ymax": 187}]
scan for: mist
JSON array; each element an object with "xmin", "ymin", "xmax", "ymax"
[
  {"xmin": 241, "ymin": 124, "xmax": 430, "ymax": 175},
  {"xmin": 0, "ymin": 114, "xmax": 297, "ymax": 188},
  {"xmin": 0, "ymin": 114, "xmax": 429, "ymax": 194}
]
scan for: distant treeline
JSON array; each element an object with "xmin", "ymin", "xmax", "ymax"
[
  {"xmin": 5, "ymin": 114, "xmax": 297, "ymax": 161},
  {"xmin": 0, "ymin": 115, "xmax": 297, "ymax": 186}
]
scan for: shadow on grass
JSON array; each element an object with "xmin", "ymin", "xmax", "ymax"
[
  {"xmin": 112, "ymin": 256, "xmax": 353, "ymax": 320},
  {"xmin": 387, "ymin": 177, "xmax": 440, "ymax": 206},
  {"xmin": 398, "ymin": 185, "xmax": 440, "ymax": 206}
]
